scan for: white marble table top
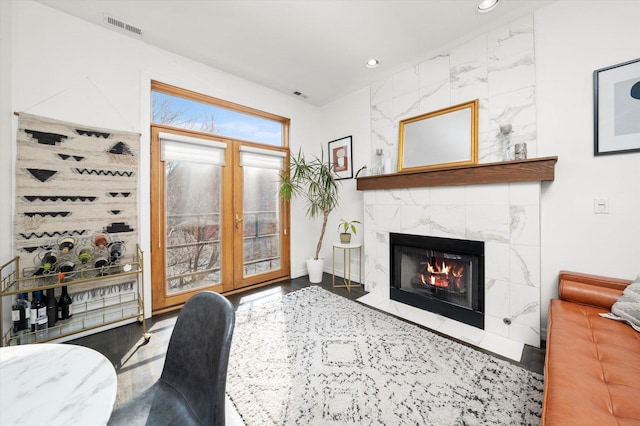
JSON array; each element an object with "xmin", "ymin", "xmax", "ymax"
[
  {"xmin": 0, "ymin": 343, "xmax": 117, "ymax": 426},
  {"xmin": 333, "ymin": 242, "xmax": 362, "ymax": 249}
]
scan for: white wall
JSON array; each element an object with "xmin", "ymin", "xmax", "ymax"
[
  {"xmin": 1, "ymin": 0, "xmax": 322, "ymax": 322},
  {"xmin": 314, "ymin": 87, "xmax": 370, "ymax": 279},
  {"xmin": 536, "ymin": 0, "xmax": 640, "ymax": 328},
  {"xmin": 0, "ymin": 1, "xmax": 13, "ymax": 264},
  {"xmin": 0, "ymin": 0, "xmax": 15, "ymax": 336}
]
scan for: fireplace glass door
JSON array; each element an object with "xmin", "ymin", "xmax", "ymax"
[
  {"xmin": 398, "ymin": 246, "xmax": 476, "ymax": 310},
  {"xmin": 390, "ymin": 233, "xmax": 484, "ymax": 328}
]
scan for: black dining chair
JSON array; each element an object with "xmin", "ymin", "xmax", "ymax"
[{"xmin": 109, "ymin": 291, "xmax": 235, "ymax": 426}]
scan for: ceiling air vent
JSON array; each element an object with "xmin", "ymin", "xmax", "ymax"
[
  {"xmin": 292, "ymin": 91, "xmax": 308, "ymax": 99},
  {"xmin": 103, "ymin": 13, "xmax": 143, "ymax": 36}
]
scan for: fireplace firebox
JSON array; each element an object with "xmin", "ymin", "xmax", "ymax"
[{"xmin": 390, "ymin": 233, "xmax": 485, "ymax": 329}]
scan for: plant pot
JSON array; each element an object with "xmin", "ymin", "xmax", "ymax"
[
  {"xmin": 339, "ymin": 233, "xmax": 352, "ymax": 244},
  {"xmin": 306, "ymin": 258, "xmax": 324, "ymax": 283}
]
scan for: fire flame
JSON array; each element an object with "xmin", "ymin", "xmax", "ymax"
[
  {"xmin": 421, "ymin": 258, "xmax": 465, "ymax": 289},
  {"xmin": 427, "ymin": 260, "xmax": 449, "ymax": 275}
]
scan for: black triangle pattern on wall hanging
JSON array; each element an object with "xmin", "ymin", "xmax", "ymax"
[
  {"xmin": 109, "ymin": 142, "xmax": 134, "ymax": 156},
  {"xmin": 75, "ymin": 129, "xmax": 111, "ymax": 138},
  {"xmin": 24, "ymin": 195, "xmax": 97, "ymax": 202},
  {"xmin": 24, "ymin": 211, "xmax": 71, "ymax": 218},
  {"xmin": 58, "ymin": 154, "xmax": 85, "ymax": 161},
  {"xmin": 27, "ymin": 168, "xmax": 57, "ymax": 183},
  {"xmin": 105, "ymin": 222, "xmax": 135, "ymax": 233},
  {"xmin": 25, "ymin": 129, "xmax": 68, "ymax": 145},
  {"xmin": 16, "ymin": 113, "xmax": 139, "ymax": 266}
]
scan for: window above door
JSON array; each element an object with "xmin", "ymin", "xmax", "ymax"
[{"xmin": 151, "ymin": 81, "xmax": 289, "ymax": 147}]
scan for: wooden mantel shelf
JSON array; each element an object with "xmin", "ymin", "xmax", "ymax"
[{"xmin": 356, "ymin": 156, "xmax": 558, "ymax": 191}]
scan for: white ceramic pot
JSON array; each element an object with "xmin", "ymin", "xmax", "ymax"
[{"xmin": 306, "ymin": 258, "xmax": 324, "ymax": 283}]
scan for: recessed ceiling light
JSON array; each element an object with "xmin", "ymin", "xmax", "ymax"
[
  {"xmin": 477, "ymin": 0, "xmax": 499, "ymax": 13},
  {"xmin": 366, "ymin": 58, "xmax": 380, "ymax": 69}
]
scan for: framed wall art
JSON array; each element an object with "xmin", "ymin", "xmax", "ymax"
[
  {"xmin": 328, "ymin": 135, "xmax": 353, "ymax": 180},
  {"xmin": 594, "ymin": 58, "xmax": 640, "ymax": 156}
]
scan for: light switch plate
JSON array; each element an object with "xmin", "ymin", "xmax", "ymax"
[{"xmin": 594, "ymin": 198, "xmax": 609, "ymax": 214}]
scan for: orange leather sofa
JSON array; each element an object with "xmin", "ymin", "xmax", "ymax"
[{"xmin": 542, "ymin": 271, "xmax": 640, "ymax": 425}]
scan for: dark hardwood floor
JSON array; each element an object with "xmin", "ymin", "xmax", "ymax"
[{"xmin": 70, "ymin": 274, "xmax": 545, "ymax": 414}]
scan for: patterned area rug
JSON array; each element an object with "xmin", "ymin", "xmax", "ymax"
[{"xmin": 226, "ymin": 286, "xmax": 544, "ymax": 425}]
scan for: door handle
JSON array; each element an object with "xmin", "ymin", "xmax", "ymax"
[{"xmin": 235, "ymin": 214, "xmax": 243, "ymax": 229}]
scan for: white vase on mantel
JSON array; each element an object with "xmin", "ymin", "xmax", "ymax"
[{"xmin": 306, "ymin": 258, "xmax": 324, "ymax": 283}]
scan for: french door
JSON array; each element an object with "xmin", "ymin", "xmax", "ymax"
[{"xmin": 150, "ymin": 126, "xmax": 289, "ymax": 312}]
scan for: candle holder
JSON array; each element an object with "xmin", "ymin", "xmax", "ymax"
[
  {"xmin": 514, "ymin": 143, "xmax": 527, "ymax": 160},
  {"xmin": 499, "ymin": 124, "xmax": 512, "ymax": 161},
  {"xmin": 373, "ymin": 149, "xmax": 384, "ymax": 175}
]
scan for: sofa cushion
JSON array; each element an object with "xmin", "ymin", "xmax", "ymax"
[
  {"xmin": 602, "ymin": 276, "xmax": 640, "ymax": 332},
  {"xmin": 544, "ymin": 299, "xmax": 640, "ymax": 425}
]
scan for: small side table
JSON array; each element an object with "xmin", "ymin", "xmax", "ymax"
[{"xmin": 332, "ymin": 242, "xmax": 362, "ymax": 292}]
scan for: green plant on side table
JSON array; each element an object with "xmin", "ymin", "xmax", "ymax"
[
  {"xmin": 279, "ymin": 149, "xmax": 340, "ymax": 283},
  {"xmin": 338, "ymin": 219, "xmax": 360, "ymax": 244}
]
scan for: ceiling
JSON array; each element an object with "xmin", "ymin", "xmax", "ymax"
[{"xmin": 35, "ymin": 0, "xmax": 555, "ymax": 106}]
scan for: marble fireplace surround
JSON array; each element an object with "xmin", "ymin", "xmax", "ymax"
[{"xmin": 357, "ymin": 158, "xmax": 556, "ymax": 361}]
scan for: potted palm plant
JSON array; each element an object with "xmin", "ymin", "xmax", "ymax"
[
  {"xmin": 279, "ymin": 149, "xmax": 340, "ymax": 283},
  {"xmin": 338, "ymin": 219, "xmax": 360, "ymax": 244}
]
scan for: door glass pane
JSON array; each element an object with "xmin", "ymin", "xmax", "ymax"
[
  {"xmin": 242, "ymin": 166, "xmax": 281, "ymax": 277},
  {"xmin": 165, "ymin": 161, "xmax": 222, "ymax": 294}
]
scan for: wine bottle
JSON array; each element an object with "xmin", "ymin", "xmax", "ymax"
[
  {"xmin": 46, "ymin": 288, "xmax": 57, "ymax": 327},
  {"xmin": 30, "ymin": 291, "xmax": 38, "ymax": 332},
  {"xmin": 12, "ymin": 295, "xmax": 24, "ymax": 334},
  {"xmin": 57, "ymin": 286, "xmax": 73, "ymax": 320},
  {"xmin": 110, "ymin": 242, "xmax": 124, "ymax": 264},
  {"xmin": 94, "ymin": 233, "xmax": 109, "ymax": 249},
  {"xmin": 22, "ymin": 293, "xmax": 31, "ymax": 331},
  {"xmin": 58, "ymin": 260, "xmax": 75, "ymax": 274},
  {"xmin": 59, "ymin": 236, "xmax": 75, "ymax": 254},
  {"xmin": 32, "ymin": 291, "xmax": 48, "ymax": 340},
  {"xmin": 77, "ymin": 248, "xmax": 92, "ymax": 264},
  {"xmin": 34, "ymin": 251, "xmax": 58, "ymax": 276}
]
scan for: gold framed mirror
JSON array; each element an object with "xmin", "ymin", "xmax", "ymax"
[{"xmin": 398, "ymin": 99, "xmax": 478, "ymax": 172}]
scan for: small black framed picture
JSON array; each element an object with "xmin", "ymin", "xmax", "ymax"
[
  {"xmin": 328, "ymin": 136, "xmax": 353, "ymax": 180},
  {"xmin": 594, "ymin": 57, "xmax": 640, "ymax": 156}
]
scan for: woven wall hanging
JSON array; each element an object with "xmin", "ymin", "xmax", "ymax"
[{"xmin": 15, "ymin": 113, "xmax": 140, "ymax": 275}]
